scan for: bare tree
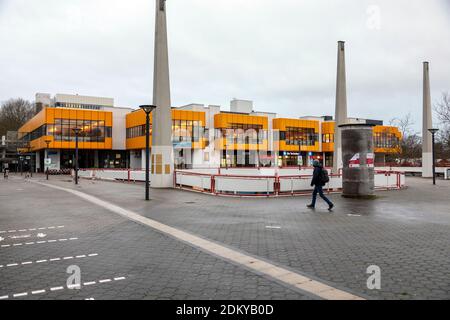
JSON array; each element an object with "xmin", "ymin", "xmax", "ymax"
[
  {"xmin": 0, "ymin": 98, "xmax": 34, "ymax": 136},
  {"xmin": 388, "ymin": 113, "xmax": 421, "ymax": 164},
  {"xmin": 389, "ymin": 112, "xmax": 415, "ymax": 138},
  {"xmin": 434, "ymin": 92, "xmax": 450, "ymax": 160},
  {"xmin": 435, "ymin": 92, "xmax": 450, "ymax": 124}
]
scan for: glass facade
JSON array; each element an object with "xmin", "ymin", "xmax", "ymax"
[
  {"xmin": 281, "ymin": 127, "xmax": 318, "ymax": 146},
  {"xmin": 374, "ymin": 132, "xmax": 400, "ymax": 149},
  {"xmin": 215, "ymin": 124, "xmax": 266, "ymax": 145},
  {"xmin": 127, "ymin": 121, "xmax": 204, "ymax": 144},
  {"xmin": 47, "ymin": 119, "xmax": 112, "ymax": 142},
  {"xmin": 127, "ymin": 125, "xmax": 150, "ymax": 139},
  {"xmin": 20, "ymin": 125, "xmax": 47, "ymax": 142},
  {"xmin": 322, "ymin": 133, "xmax": 334, "ymax": 143}
]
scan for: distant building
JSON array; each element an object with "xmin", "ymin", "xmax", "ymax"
[{"xmin": 18, "ymin": 94, "xmax": 402, "ymax": 172}]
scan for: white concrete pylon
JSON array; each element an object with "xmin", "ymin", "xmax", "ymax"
[
  {"xmin": 333, "ymin": 41, "xmax": 348, "ymax": 173},
  {"xmin": 151, "ymin": 0, "xmax": 174, "ymax": 188},
  {"xmin": 422, "ymin": 62, "xmax": 433, "ymax": 178}
]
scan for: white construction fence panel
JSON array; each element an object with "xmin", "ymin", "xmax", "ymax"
[{"xmin": 215, "ymin": 177, "xmax": 275, "ymax": 194}]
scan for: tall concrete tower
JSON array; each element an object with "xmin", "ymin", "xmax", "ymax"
[
  {"xmin": 151, "ymin": 0, "xmax": 174, "ymax": 188},
  {"xmin": 422, "ymin": 62, "xmax": 433, "ymax": 178},
  {"xmin": 333, "ymin": 41, "xmax": 348, "ymax": 173}
]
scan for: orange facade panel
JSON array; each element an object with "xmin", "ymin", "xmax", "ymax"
[
  {"xmin": 19, "ymin": 107, "xmax": 114, "ymax": 152},
  {"xmin": 214, "ymin": 113, "xmax": 269, "ymax": 130},
  {"xmin": 126, "ymin": 109, "xmax": 205, "ymax": 129},
  {"xmin": 273, "ymin": 118, "xmax": 319, "ymax": 132}
]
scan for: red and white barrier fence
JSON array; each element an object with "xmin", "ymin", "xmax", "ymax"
[{"xmin": 78, "ymin": 168, "xmax": 405, "ymax": 197}]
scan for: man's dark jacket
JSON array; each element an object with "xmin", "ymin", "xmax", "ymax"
[{"xmin": 311, "ymin": 165, "xmax": 325, "ymax": 187}]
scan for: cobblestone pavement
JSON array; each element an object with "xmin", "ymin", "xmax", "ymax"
[
  {"xmin": 1, "ymin": 174, "xmax": 449, "ymax": 300},
  {"xmin": 0, "ymin": 177, "xmax": 310, "ymax": 300}
]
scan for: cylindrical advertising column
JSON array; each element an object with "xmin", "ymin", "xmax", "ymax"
[{"xmin": 339, "ymin": 124, "xmax": 375, "ymax": 198}]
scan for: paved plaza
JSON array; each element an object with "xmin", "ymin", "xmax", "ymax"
[{"xmin": 0, "ymin": 174, "xmax": 449, "ymax": 300}]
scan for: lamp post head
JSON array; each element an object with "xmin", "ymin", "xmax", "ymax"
[
  {"xmin": 140, "ymin": 105, "xmax": 157, "ymax": 115},
  {"xmin": 44, "ymin": 139, "xmax": 52, "ymax": 145},
  {"xmin": 428, "ymin": 128, "xmax": 439, "ymax": 135}
]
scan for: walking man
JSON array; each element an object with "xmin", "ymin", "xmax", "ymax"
[{"xmin": 307, "ymin": 160, "xmax": 334, "ymax": 211}]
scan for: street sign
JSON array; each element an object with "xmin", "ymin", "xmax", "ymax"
[{"xmin": 45, "ymin": 158, "xmax": 52, "ymax": 165}]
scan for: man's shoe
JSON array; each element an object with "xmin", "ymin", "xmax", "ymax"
[
  {"xmin": 307, "ymin": 204, "xmax": 315, "ymax": 209},
  {"xmin": 328, "ymin": 204, "xmax": 334, "ymax": 211}
]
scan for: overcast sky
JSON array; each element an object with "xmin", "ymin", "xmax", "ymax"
[{"xmin": 1, "ymin": 0, "xmax": 449, "ymax": 131}]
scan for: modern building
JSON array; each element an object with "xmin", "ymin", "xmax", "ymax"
[
  {"xmin": 18, "ymin": 93, "xmax": 132, "ymax": 172},
  {"xmin": 19, "ymin": 94, "xmax": 402, "ymax": 172}
]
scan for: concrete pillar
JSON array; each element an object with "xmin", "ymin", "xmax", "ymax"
[
  {"xmin": 333, "ymin": 41, "xmax": 348, "ymax": 174},
  {"xmin": 151, "ymin": 0, "xmax": 174, "ymax": 188},
  {"xmin": 340, "ymin": 124, "xmax": 375, "ymax": 198},
  {"xmin": 422, "ymin": 62, "xmax": 433, "ymax": 178}
]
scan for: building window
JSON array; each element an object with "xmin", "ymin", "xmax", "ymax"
[{"xmin": 281, "ymin": 127, "xmax": 318, "ymax": 146}]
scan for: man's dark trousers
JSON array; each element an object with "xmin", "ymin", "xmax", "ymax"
[{"xmin": 311, "ymin": 185, "xmax": 333, "ymax": 207}]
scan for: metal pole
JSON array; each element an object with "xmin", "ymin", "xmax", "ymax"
[
  {"xmin": 432, "ymin": 132, "xmax": 436, "ymax": 185},
  {"xmin": 30, "ymin": 151, "xmax": 33, "ymax": 178},
  {"xmin": 145, "ymin": 112, "xmax": 150, "ymax": 201},
  {"xmin": 45, "ymin": 142, "xmax": 50, "ymax": 180},
  {"xmin": 75, "ymin": 132, "xmax": 79, "ymax": 185}
]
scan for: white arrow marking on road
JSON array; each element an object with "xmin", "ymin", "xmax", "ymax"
[
  {"xmin": 37, "ymin": 233, "xmax": 47, "ymax": 238},
  {"xmin": 0, "ymin": 237, "xmax": 4, "ymax": 242}
]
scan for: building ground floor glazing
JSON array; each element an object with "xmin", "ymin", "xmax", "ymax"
[
  {"xmin": 33, "ymin": 149, "xmax": 128, "ymax": 172},
  {"xmin": 27, "ymin": 148, "xmax": 389, "ymax": 172}
]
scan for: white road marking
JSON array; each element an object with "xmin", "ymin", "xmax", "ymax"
[
  {"xmin": 1, "ymin": 238, "xmax": 78, "ymax": 249},
  {"xmin": 1, "ymin": 254, "xmax": 98, "ymax": 268},
  {"xmin": 31, "ymin": 290, "xmax": 46, "ymax": 295},
  {"xmin": 114, "ymin": 277, "xmax": 126, "ymax": 281},
  {"xmin": 99, "ymin": 279, "xmax": 111, "ymax": 283},
  {"xmin": 35, "ymin": 181, "xmax": 365, "ymax": 301},
  {"xmin": 265, "ymin": 226, "xmax": 282, "ymax": 229},
  {"xmin": 0, "ymin": 226, "xmax": 64, "ymax": 234},
  {"xmin": 9, "ymin": 234, "xmax": 31, "ymax": 239},
  {"xmin": 13, "ymin": 293, "xmax": 28, "ymax": 298},
  {"xmin": 50, "ymin": 287, "xmax": 64, "ymax": 291},
  {"xmin": 2, "ymin": 276, "xmax": 126, "ymax": 299},
  {"xmin": 67, "ymin": 284, "xmax": 81, "ymax": 289}
]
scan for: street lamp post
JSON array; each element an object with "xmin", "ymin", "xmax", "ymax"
[
  {"xmin": 140, "ymin": 105, "xmax": 157, "ymax": 201},
  {"xmin": 428, "ymin": 128, "xmax": 439, "ymax": 185},
  {"xmin": 44, "ymin": 139, "xmax": 52, "ymax": 180},
  {"xmin": 72, "ymin": 128, "xmax": 82, "ymax": 185}
]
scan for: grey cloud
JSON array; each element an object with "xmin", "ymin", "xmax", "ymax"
[{"xmin": 0, "ymin": 0, "xmax": 449, "ymax": 131}]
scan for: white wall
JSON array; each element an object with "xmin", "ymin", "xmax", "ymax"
[{"xmin": 103, "ymin": 107, "xmax": 132, "ymax": 151}]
